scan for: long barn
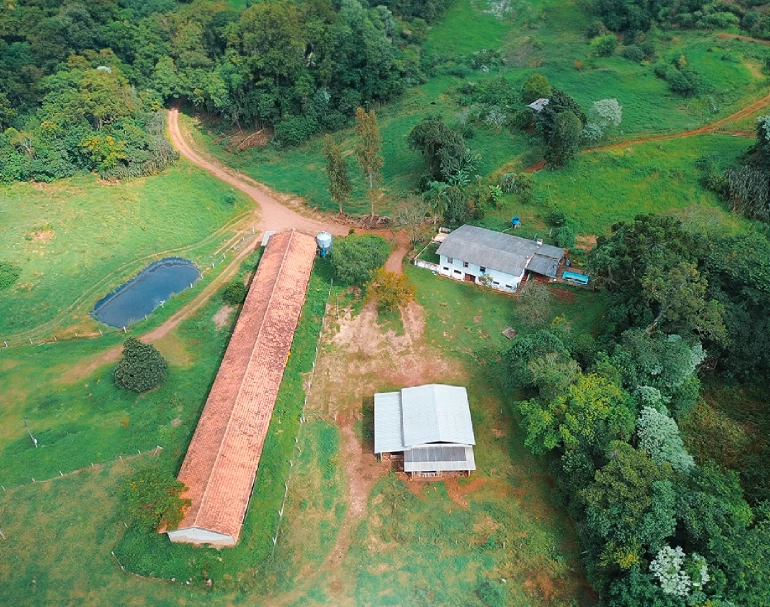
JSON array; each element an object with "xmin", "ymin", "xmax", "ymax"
[{"xmin": 166, "ymin": 229, "xmax": 317, "ymax": 547}]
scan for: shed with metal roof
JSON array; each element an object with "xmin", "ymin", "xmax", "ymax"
[{"xmin": 374, "ymin": 384, "xmax": 476, "ymax": 477}]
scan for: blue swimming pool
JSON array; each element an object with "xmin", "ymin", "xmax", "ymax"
[{"xmin": 91, "ymin": 258, "xmax": 201, "ymax": 328}]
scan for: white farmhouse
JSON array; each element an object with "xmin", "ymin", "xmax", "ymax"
[{"xmin": 435, "ymin": 224, "xmax": 564, "ymax": 293}]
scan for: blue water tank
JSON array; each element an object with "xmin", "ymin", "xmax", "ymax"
[{"xmin": 316, "ymin": 232, "xmax": 333, "ymax": 257}]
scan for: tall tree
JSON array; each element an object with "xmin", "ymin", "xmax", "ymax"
[
  {"xmin": 322, "ymin": 135, "xmax": 352, "ymax": 214},
  {"xmin": 354, "ymin": 107, "xmax": 384, "ymax": 217},
  {"xmin": 545, "ymin": 110, "xmax": 583, "ymax": 168}
]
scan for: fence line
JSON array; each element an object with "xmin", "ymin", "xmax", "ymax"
[
  {"xmin": 268, "ymin": 278, "xmax": 334, "ymax": 558},
  {"xmin": 413, "ymin": 259, "xmax": 440, "ymax": 272},
  {"xmin": 0, "ymin": 231, "xmax": 258, "ymax": 350},
  {"xmin": 0, "ymin": 446, "xmax": 163, "ymax": 494}
]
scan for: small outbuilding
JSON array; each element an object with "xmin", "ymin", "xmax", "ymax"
[
  {"xmin": 435, "ymin": 224, "xmax": 564, "ymax": 293},
  {"xmin": 374, "ymin": 384, "xmax": 476, "ymax": 478},
  {"xmin": 527, "ymin": 98, "xmax": 550, "ymax": 112}
]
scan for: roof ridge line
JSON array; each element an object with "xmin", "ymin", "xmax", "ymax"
[{"xmin": 192, "ymin": 230, "xmax": 297, "ymax": 529}]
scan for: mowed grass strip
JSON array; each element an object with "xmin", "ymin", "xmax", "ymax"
[{"xmin": 0, "ymin": 160, "xmax": 251, "ymax": 337}]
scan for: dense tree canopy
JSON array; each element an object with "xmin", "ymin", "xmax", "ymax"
[
  {"xmin": 331, "ymin": 233, "xmax": 390, "ymax": 286},
  {"xmin": 1, "ymin": 0, "xmax": 451, "ymax": 183}
]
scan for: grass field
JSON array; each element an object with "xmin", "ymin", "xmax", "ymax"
[
  {"xmin": 0, "ymin": 160, "xmax": 252, "ymax": 339},
  {"xmin": 0, "ymin": 256, "xmax": 607, "ymax": 606},
  {"xmin": 482, "ymin": 134, "xmax": 756, "ymax": 238},
  {"xmin": 185, "ymin": 0, "xmax": 770, "ymax": 217}
]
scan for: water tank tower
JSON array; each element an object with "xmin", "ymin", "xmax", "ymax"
[{"xmin": 316, "ymin": 232, "xmax": 333, "ymax": 257}]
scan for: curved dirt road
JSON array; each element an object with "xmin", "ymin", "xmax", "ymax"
[{"xmin": 168, "ymin": 109, "xmax": 348, "ymax": 237}]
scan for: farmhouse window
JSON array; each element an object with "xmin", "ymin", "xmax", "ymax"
[
  {"xmin": 463, "ymin": 261, "xmax": 469, "ymax": 268},
  {"xmin": 480, "ymin": 266, "xmax": 486, "ymax": 272}
]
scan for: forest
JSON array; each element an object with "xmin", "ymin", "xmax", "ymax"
[{"xmin": 0, "ymin": 0, "xmax": 449, "ymax": 182}]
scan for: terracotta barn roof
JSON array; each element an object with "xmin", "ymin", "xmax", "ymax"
[{"xmin": 168, "ymin": 230, "xmax": 317, "ymax": 546}]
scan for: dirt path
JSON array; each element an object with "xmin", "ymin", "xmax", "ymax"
[
  {"xmin": 168, "ymin": 109, "xmax": 348, "ymax": 237},
  {"xmin": 717, "ymin": 33, "xmax": 770, "ymax": 47},
  {"xmin": 525, "ymin": 90, "xmax": 770, "ymax": 172}
]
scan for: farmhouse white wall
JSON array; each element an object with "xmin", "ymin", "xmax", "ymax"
[{"xmin": 438, "ymin": 254, "xmax": 525, "ymax": 292}]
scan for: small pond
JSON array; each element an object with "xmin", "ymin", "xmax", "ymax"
[{"xmin": 91, "ymin": 258, "xmax": 201, "ymax": 328}]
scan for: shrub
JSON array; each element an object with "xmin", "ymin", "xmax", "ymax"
[
  {"xmin": 574, "ymin": 60, "xmax": 584, "ymax": 71},
  {"xmin": 272, "ymin": 115, "xmax": 320, "ymax": 147},
  {"xmin": 591, "ymin": 34, "xmax": 619, "ymax": 57},
  {"xmin": 511, "ymin": 108, "xmax": 533, "ymax": 130},
  {"xmin": 500, "ymin": 173, "xmax": 517, "ymax": 193},
  {"xmin": 555, "ymin": 225, "xmax": 576, "ymax": 248},
  {"xmin": 547, "ymin": 209, "xmax": 567, "ymax": 227},
  {"xmin": 639, "ymin": 41, "xmax": 656, "ymax": 61},
  {"xmin": 521, "ymin": 73, "xmax": 552, "ymax": 104},
  {"xmin": 331, "ymin": 234, "xmax": 391, "ymax": 286},
  {"xmin": 0, "ymin": 261, "xmax": 20, "ymax": 290},
  {"xmin": 113, "ymin": 337, "xmax": 169, "ymax": 393},
  {"xmin": 222, "ymin": 280, "xmax": 248, "ymax": 305},
  {"xmin": 621, "ymin": 45, "xmax": 645, "ymax": 62},
  {"xmin": 222, "ymin": 191, "xmax": 237, "ymax": 205},
  {"xmin": 118, "ymin": 466, "xmax": 190, "ymax": 531},
  {"xmin": 365, "ymin": 268, "xmax": 416, "ymax": 312}
]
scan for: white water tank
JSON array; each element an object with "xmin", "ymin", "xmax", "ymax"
[{"xmin": 316, "ymin": 232, "xmax": 333, "ymax": 257}]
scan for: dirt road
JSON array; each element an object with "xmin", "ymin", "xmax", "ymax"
[
  {"xmin": 168, "ymin": 109, "xmax": 348, "ymax": 237},
  {"xmin": 525, "ymin": 90, "xmax": 770, "ymax": 172}
]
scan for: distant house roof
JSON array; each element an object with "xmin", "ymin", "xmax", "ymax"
[
  {"xmin": 166, "ymin": 230, "xmax": 317, "ymax": 547},
  {"xmin": 527, "ymin": 98, "xmax": 550, "ymax": 112},
  {"xmin": 435, "ymin": 225, "xmax": 564, "ymax": 278},
  {"xmin": 374, "ymin": 384, "xmax": 475, "ymax": 454}
]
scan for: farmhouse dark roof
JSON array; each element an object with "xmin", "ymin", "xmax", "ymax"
[
  {"xmin": 527, "ymin": 253, "xmax": 561, "ymax": 278},
  {"xmin": 436, "ymin": 225, "xmax": 563, "ymax": 278},
  {"xmin": 168, "ymin": 230, "xmax": 317, "ymax": 545}
]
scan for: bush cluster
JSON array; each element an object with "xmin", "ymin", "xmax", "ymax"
[{"xmin": 113, "ymin": 337, "xmax": 168, "ymax": 393}]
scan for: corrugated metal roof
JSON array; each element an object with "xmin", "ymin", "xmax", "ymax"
[
  {"xmin": 436, "ymin": 225, "xmax": 563, "ymax": 278},
  {"xmin": 373, "ymin": 392, "xmax": 404, "ymax": 453},
  {"xmin": 374, "ymin": 384, "xmax": 476, "ymax": 455},
  {"xmin": 402, "ymin": 384, "xmax": 475, "ymax": 447},
  {"xmin": 527, "ymin": 253, "xmax": 560, "ymax": 278},
  {"xmin": 404, "ymin": 444, "xmax": 476, "ymax": 472}
]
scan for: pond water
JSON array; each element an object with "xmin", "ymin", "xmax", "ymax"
[{"xmin": 91, "ymin": 258, "xmax": 201, "ymax": 328}]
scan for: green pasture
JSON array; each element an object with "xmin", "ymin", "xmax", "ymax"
[
  {"xmin": 481, "ymin": 134, "xmax": 756, "ymax": 238},
  {"xmin": 187, "ymin": 0, "xmax": 769, "ymax": 217},
  {"xmin": 0, "ymin": 286, "xmax": 241, "ymax": 487},
  {"xmin": 0, "ymin": 161, "xmax": 251, "ymax": 338},
  {"xmin": 0, "ymin": 252, "xmax": 606, "ymax": 606}
]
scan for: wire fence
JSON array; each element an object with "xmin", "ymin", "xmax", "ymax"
[
  {"xmin": 0, "ymin": 231, "xmax": 258, "ymax": 350},
  {"xmin": 0, "ymin": 446, "xmax": 164, "ymax": 501}
]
